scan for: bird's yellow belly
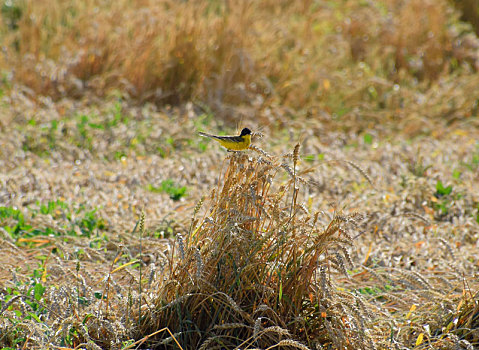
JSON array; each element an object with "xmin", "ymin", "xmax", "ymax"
[{"xmin": 218, "ymin": 136, "xmax": 251, "ymax": 150}]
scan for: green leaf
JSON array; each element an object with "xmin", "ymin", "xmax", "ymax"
[
  {"xmin": 83, "ymin": 313, "xmax": 94, "ymax": 324},
  {"xmin": 436, "ymin": 180, "xmax": 452, "ymax": 196},
  {"xmin": 146, "ymin": 184, "xmax": 162, "ymax": 193},
  {"xmin": 33, "ymin": 282, "xmax": 45, "ymax": 301},
  {"xmin": 363, "ymin": 133, "xmax": 373, "ymax": 145},
  {"xmin": 28, "ymin": 312, "xmax": 42, "ymax": 323},
  {"xmin": 147, "ymin": 179, "xmax": 188, "ymax": 200},
  {"xmin": 279, "ymin": 281, "xmax": 283, "ymax": 302},
  {"xmin": 303, "ymin": 155, "xmax": 315, "ymax": 163}
]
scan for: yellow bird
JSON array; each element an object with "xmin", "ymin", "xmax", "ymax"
[{"xmin": 198, "ymin": 128, "xmax": 252, "ymax": 151}]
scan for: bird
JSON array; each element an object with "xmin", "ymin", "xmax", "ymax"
[{"xmin": 198, "ymin": 128, "xmax": 252, "ymax": 151}]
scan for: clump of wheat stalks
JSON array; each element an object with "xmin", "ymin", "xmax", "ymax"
[
  {"xmin": 419, "ymin": 289, "xmax": 479, "ymax": 349},
  {"xmin": 137, "ymin": 148, "xmax": 374, "ymax": 349}
]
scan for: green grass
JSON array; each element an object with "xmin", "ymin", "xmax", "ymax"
[
  {"xmin": 435, "ymin": 180, "xmax": 453, "ymax": 197},
  {"xmin": 146, "ymin": 180, "xmax": 187, "ymax": 201},
  {"xmin": 2, "ymin": 264, "xmax": 48, "ymax": 348},
  {"xmin": 0, "ymin": 200, "xmax": 106, "ymax": 244}
]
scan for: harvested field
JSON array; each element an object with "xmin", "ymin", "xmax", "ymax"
[{"xmin": 1, "ymin": 1, "xmax": 478, "ymax": 349}]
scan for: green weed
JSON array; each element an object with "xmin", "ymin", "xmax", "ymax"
[
  {"xmin": 1, "ymin": 0, "xmax": 23, "ymax": 31},
  {"xmin": 432, "ymin": 180, "xmax": 453, "ymax": 216},
  {"xmin": 152, "ymin": 218, "xmax": 177, "ymax": 239},
  {"xmin": 114, "ymin": 150, "xmax": 127, "ymax": 160},
  {"xmin": 196, "ymin": 140, "xmax": 208, "ymax": 153},
  {"xmin": 303, "ymin": 153, "xmax": 325, "ymax": 163},
  {"xmin": 0, "ymin": 206, "xmax": 31, "ymax": 237},
  {"xmin": 2, "ymin": 264, "xmax": 48, "ymax": 347},
  {"xmin": 146, "ymin": 180, "xmax": 187, "ymax": 201},
  {"xmin": 192, "ymin": 111, "xmax": 213, "ymax": 130},
  {"xmin": 435, "ymin": 180, "xmax": 453, "ymax": 197},
  {"xmin": 432, "ymin": 181, "xmax": 465, "ymax": 218},
  {"xmin": 0, "ymin": 201, "xmax": 106, "ymax": 244},
  {"xmin": 408, "ymin": 155, "xmax": 432, "ymax": 177},
  {"xmin": 363, "ymin": 133, "xmax": 373, "ymax": 145},
  {"xmin": 76, "ymin": 114, "xmax": 93, "ymax": 150},
  {"xmin": 303, "ymin": 154, "xmax": 315, "ymax": 163},
  {"xmin": 108, "ymin": 101, "xmax": 129, "ymax": 128},
  {"xmin": 357, "ymin": 286, "xmax": 385, "ymax": 297},
  {"xmin": 21, "ymin": 119, "xmax": 60, "ymax": 157}
]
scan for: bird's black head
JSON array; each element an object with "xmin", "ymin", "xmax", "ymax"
[{"xmin": 240, "ymin": 128, "xmax": 252, "ymax": 136}]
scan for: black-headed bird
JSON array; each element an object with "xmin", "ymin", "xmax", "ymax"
[{"xmin": 198, "ymin": 128, "xmax": 252, "ymax": 151}]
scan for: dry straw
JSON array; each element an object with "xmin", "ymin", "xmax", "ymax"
[{"xmin": 135, "ymin": 147, "xmax": 373, "ymax": 349}]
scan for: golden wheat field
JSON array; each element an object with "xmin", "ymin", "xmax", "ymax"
[{"xmin": 1, "ymin": 0, "xmax": 479, "ymax": 349}]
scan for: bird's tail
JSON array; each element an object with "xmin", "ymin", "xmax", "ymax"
[{"xmin": 198, "ymin": 132, "xmax": 219, "ymax": 139}]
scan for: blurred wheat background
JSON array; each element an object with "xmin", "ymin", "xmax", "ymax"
[{"xmin": 0, "ymin": 0, "xmax": 478, "ymax": 349}]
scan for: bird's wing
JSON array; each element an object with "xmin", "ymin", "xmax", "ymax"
[{"xmin": 215, "ymin": 135, "xmax": 244, "ymax": 143}]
